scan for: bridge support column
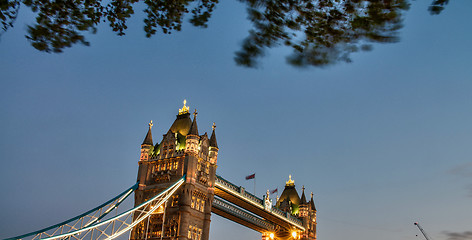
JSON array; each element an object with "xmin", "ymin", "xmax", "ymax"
[
  {"xmin": 201, "ymin": 212, "xmax": 211, "ymax": 240},
  {"xmin": 201, "ymin": 194, "xmax": 213, "ymax": 240},
  {"xmin": 177, "ymin": 185, "xmax": 192, "ymax": 240}
]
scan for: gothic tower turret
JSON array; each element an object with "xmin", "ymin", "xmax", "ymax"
[
  {"xmin": 309, "ymin": 192, "xmax": 317, "ymax": 240},
  {"xmin": 137, "ymin": 121, "xmax": 153, "ymax": 189},
  {"xmin": 299, "ymin": 186, "xmax": 308, "ymax": 217},
  {"xmin": 185, "ymin": 109, "xmax": 200, "ymax": 155},
  {"xmin": 140, "ymin": 120, "xmax": 153, "ymax": 161},
  {"xmin": 208, "ymin": 122, "xmax": 218, "ymax": 165},
  {"xmin": 274, "ymin": 176, "xmax": 317, "ymax": 240},
  {"xmin": 300, "ymin": 191, "xmax": 317, "ymax": 240}
]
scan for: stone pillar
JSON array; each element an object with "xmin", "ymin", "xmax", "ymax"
[
  {"xmin": 201, "ymin": 194, "xmax": 213, "ymax": 240},
  {"xmin": 177, "ymin": 186, "xmax": 192, "ymax": 240}
]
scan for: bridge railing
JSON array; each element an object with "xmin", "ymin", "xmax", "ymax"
[
  {"xmin": 286, "ymin": 213, "xmax": 304, "ymax": 226},
  {"xmin": 243, "ymin": 191, "xmax": 263, "ymax": 205},
  {"xmin": 269, "ymin": 207, "xmax": 304, "ymax": 227},
  {"xmin": 215, "ymin": 175, "xmax": 240, "ymax": 192},
  {"xmin": 212, "ymin": 198, "xmax": 275, "ymax": 231},
  {"xmin": 215, "ymin": 175, "xmax": 263, "ymax": 206},
  {"xmin": 270, "ymin": 207, "xmax": 285, "ymax": 217},
  {"xmin": 215, "ymin": 175, "xmax": 305, "ymax": 230}
]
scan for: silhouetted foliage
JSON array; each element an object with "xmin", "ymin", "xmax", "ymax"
[
  {"xmin": 428, "ymin": 0, "xmax": 448, "ymax": 15},
  {"xmin": 1, "ymin": 0, "xmax": 20, "ymax": 32},
  {"xmin": 0, "ymin": 0, "xmax": 449, "ymax": 67},
  {"xmin": 235, "ymin": 0, "xmax": 409, "ymax": 67}
]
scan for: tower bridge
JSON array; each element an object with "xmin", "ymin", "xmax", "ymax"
[{"xmin": 5, "ymin": 101, "xmax": 317, "ymax": 240}]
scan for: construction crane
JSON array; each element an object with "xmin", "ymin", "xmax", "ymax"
[{"xmin": 414, "ymin": 222, "xmax": 432, "ymax": 240}]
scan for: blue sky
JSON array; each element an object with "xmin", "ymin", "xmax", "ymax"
[{"xmin": 1, "ymin": 1, "xmax": 472, "ymax": 240}]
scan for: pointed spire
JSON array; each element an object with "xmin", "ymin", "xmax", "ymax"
[
  {"xmin": 188, "ymin": 109, "xmax": 199, "ymax": 136},
  {"xmin": 209, "ymin": 122, "xmax": 218, "ymax": 148},
  {"xmin": 142, "ymin": 120, "xmax": 154, "ymax": 146},
  {"xmin": 310, "ymin": 192, "xmax": 316, "ymax": 211},
  {"xmin": 300, "ymin": 185, "xmax": 307, "ymax": 204}
]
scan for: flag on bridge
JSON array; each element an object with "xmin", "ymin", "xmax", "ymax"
[
  {"xmin": 245, "ymin": 173, "xmax": 255, "ymax": 180},
  {"xmin": 270, "ymin": 188, "xmax": 278, "ymax": 194}
]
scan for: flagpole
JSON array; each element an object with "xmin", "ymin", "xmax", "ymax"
[{"xmin": 254, "ymin": 174, "xmax": 256, "ymax": 196}]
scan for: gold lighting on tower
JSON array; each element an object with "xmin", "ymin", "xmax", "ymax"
[{"xmin": 179, "ymin": 99, "xmax": 190, "ymax": 115}]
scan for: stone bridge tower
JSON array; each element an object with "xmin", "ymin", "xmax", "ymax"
[
  {"xmin": 275, "ymin": 176, "xmax": 317, "ymax": 240},
  {"xmin": 130, "ymin": 101, "xmax": 218, "ymax": 240}
]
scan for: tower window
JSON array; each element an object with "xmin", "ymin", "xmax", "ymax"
[
  {"xmin": 172, "ymin": 195, "xmax": 179, "ymax": 207},
  {"xmin": 187, "ymin": 225, "xmax": 202, "ymax": 240},
  {"xmin": 173, "ymin": 161, "xmax": 178, "ymax": 169}
]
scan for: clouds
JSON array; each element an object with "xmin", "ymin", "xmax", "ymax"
[
  {"xmin": 449, "ymin": 162, "xmax": 472, "ymax": 178},
  {"xmin": 444, "ymin": 231, "xmax": 472, "ymax": 240},
  {"xmin": 442, "ymin": 163, "xmax": 472, "ymax": 240}
]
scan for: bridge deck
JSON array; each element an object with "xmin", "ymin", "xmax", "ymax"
[
  {"xmin": 214, "ymin": 175, "xmax": 305, "ymax": 232},
  {"xmin": 212, "ymin": 197, "xmax": 275, "ymax": 233}
]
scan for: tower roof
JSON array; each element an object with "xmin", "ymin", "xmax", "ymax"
[
  {"xmin": 300, "ymin": 186, "xmax": 307, "ymax": 204},
  {"xmin": 169, "ymin": 113, "xmax": 192, "ymax": 136},
  {"xmin": 210, "ymin": 122, "xmax": 218, "ymax": 148},
  {"xmin": 310, "ymin": 192, "xmax": 316, "ymax": 211},
  {"xmin": 169, "ymin": 101, "xmax": 193, "ymax": 136},
  {"xmin": 142, "ymin": 120, "xmax": 153, "ymax": 146},
  {"xmin": 276, "ymin": 175, "xmax": 301, "ymax": 214},
  {"xmin": 188, "ymin": 109, "xmax": 199, "ymax": 136}
]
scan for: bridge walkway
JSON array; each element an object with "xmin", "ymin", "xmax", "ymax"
[{"xmin": 214, "ymin": 175, "xmax": 305, "ymax": 232}]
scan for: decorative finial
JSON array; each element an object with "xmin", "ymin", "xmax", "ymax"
[
  {"xmin": 212, "ymin": 122, "xmax": 216, "ymax": 130},
  {"xmin": 311, "ymin": 192, "xmax": 314, "ymax": 198},
  {"xmin": 149, "ymin": 120, "xmax": 153, "ymax": 129},
  {"xmin": 286, "ymin": 175, "xmax": 295, "ymax": 186},
  {"xmin": 193, "ymin": 109, "xmax": 198, "ymax": 117},
  {"xmin": 266, "ymin": 189, "xmax": 270, "ymax": 196},
  {"xmin": 302, "ymin": 185, "xmax": 305, "ymax": 191},
  {"xmin": 178, "ymin": 99, "xmax": 190, "ymax": 115}
]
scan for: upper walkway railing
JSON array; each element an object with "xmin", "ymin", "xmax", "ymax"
[
  {"xmin": 215, "ymin": 175, "xmax": 264, "ymax": 205},
  {"xmin": 215, "ymin": 175, "xmax": 305, "ymax": 230},
  {"xmin": 212, "ymin": 198, "xmax": 275, "ymax": 231}
]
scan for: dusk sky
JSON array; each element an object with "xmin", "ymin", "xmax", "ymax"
[{"xmin": 1, "ymin": 1, "xmax": 472, "ymax": 240}]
